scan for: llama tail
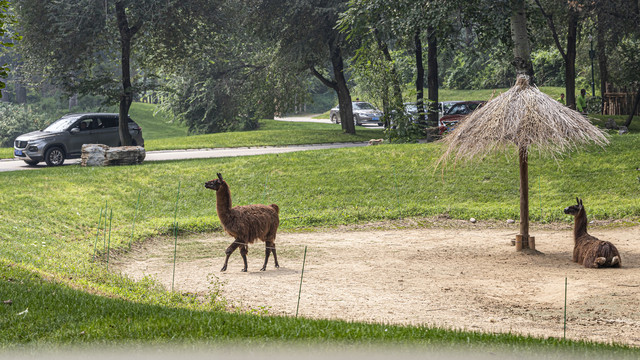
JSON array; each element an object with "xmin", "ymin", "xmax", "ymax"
[{"xmin": 270, "ymin": 204, "xmax": 280, "ymax": 214}]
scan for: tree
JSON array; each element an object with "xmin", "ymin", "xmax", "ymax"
[
  {"xmin": 590, "ymin": 0, "xmax": 640, "ymax": 125},
  {"xmin": 155, "ymin": 1, "xmax": 309, "ymax": 134},
  {"xmin": 15, "ymin": 0, "xmax": 219, "ymax": 145},
  {"xmin": 249, "ymin": 0, "xmax": 357, "ymax": 134},
  {"xmin": 0, "ymin": 1, "xmax": 20, "ymax": 98},
  {"xmin": 534, "ymin": 0, "xmax": 581, "ymax": 109}
]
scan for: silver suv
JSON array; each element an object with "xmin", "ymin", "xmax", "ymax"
[{"xmin": 13, "ymin": 113, "xmax": 144, "ymax": 166}]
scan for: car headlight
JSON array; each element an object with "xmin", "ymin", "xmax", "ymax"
[{"xmin": 26, "ymin": 139, "xmax": 50, "ymax": 151}]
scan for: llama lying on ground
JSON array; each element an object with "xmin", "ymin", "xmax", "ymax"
[
  {"xmin": 205, "ymin": 173, "xmax": 280, "ymax": 272},
  {"xmin": 564, "ymin": 198, "xmax": 621, "ymax": 268}
]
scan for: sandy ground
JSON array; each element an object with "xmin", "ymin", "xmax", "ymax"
[{"xmin": 113, "ymin": 220, "xmax": 640, "ymax": 346}]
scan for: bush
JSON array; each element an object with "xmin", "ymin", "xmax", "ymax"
[{"xmin": 0, "ymin": 103, "xmax": 48, "ymax": 147}]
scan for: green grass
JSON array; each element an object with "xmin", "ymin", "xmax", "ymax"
[
  {"xmin": 144, "ymin": 119, "xmax": 385, "ymax": 151},
  {"xmin": 2, "ymin": 262, "xmax": 639, "ymax": 357},
  {"xmin": 1, "ymin": 129, "xmax": 640, "ymax": 351},
  {"xmin": 127, "ymin": 102, "xmax": 189, "ymax": 140},
  {"xmin": 1, "ymin": 98, "xmax": 640, "ymax": 351},
  {"xmin": 0, "ymin": 147, "xmax": 12, "ymax": 159}
]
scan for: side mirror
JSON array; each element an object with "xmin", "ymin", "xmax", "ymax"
[{"xmin": 70, "ymin": 128, "xmax": 80, "ymax": 134}]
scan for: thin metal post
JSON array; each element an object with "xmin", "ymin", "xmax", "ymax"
[
  {"xmin": 263, "ymin": 173, "xmax": 269, "ymax": 204},
  {"xmin": 296, "ymin": 246, "xmax": 308, "ymax": 317},
  {"xmin": 106, "ymin": 209, "xmax": 113, "ymax": 270},
  {"xmin": 93, "ymin": 207, "xmax": 103, "ymax": 261},
  {"xmin": 564, "ymin": 277, "xmax": 568, "ymax": 340},
  {"xmin": 130, "ymin": 190, "xmax": 141, "ymax": 248},
  {"xmin": 171, "ymin": 181, "xmax": 181, "ymax": 292}
]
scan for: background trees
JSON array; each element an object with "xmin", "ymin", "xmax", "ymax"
[
  {"xmin": 14, "ymin": 0, "xmax": 221, "ymax": 144},
  {"xmin": 2, "ymin": 0, "xmax": 639, "ymax": 138}
]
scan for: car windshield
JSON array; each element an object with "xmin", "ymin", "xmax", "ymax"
[
  {"xmin": 43, "ymin": 116, "xmax": 81, "ymax": 132},
  {"xmin": 405, "ymin": 104, "xmax": 417, "ymax": 113},
  {"xmin": 353, "ymin": 102, "xmax": 375, "ymax": 110},
  {"xmin": 468, "ymin": 103, "xmax": 481, "ymax": 111}
]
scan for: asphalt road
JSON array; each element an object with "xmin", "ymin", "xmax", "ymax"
[
  {"xmin": 0, "ymin": 142, "xmax": 369, "ymax": 173},
  {"xmin": 2, "ymin": 114, "xmax": 379, "ymax": 173}
]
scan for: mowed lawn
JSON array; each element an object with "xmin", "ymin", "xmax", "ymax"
[{"xmin": 1, "ymin": 103, "xmax": 639, "ymax": 353}]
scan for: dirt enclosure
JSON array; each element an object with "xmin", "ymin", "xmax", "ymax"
[{"xmin": 114, "ymin": 220, "xmax": 640, "ymax": 346}]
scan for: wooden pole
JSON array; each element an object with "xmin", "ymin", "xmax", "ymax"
[{"xmin": 517, "ymin": 146, "xmax": 531, "ymax": 250}]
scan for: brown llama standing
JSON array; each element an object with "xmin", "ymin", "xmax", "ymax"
[
  {"xmin": 204, "ymin": 173, "xmax": 280, "ymax": 272},
  {"xmin": 564, "ymin": 198, "xmax": 621, "ymax": 268}
]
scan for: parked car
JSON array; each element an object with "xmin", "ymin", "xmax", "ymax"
[
  {"xmin": 440, "ymin": 101, "xmax": 461, "ymax": 119},
  {"xmin": 13, "ymin": 113, "xmax": 144, "ymax": 166},
  {"xmin": 404, "ymin": 101, "xmax": 461, "ymax": 122},
  {"xmin": 329, "ymin": 101, "xmax": 384, "ymax": 126},
  {"xmin": 439, "ymin": 101, "xmax": 486, "ymax": 134}
]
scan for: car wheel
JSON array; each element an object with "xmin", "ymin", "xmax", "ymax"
[
  {"xmin": 331, "ymin": 114, "xmax": 339, "ymax": 124},
  {"xmin": 44, "ymin": 146, "xmax": 65, "ymax": 166},
  {"xmin": 23, "ymin": 160, "xmax": 39, "ymax": 166}
]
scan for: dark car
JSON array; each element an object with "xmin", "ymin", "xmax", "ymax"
[
  {"xmin": 13, "ymin": 113, "xmax": 144, "ymax": 166},
  {"xmin": 439, "ymin": 101, "xmax": 486, "ymax": 134},
  {"xmin": 329, "ymin": 101, "xmax": 384, "ymax": 126}
]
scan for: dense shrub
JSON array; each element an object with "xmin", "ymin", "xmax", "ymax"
[{"xmin": 0, "ymin": 103, "xmax": 48, "ymax": 147}]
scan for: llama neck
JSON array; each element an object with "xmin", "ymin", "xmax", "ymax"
[
  {"xmin": 574, "ymin": 209, "xmax": 588, "ymax": 241},
  {"xmin": 216, "ymin": 182, "xmax": 232, "ymax": 219}
]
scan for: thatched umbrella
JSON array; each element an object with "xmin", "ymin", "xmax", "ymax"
[{"xmin": 439, "ymin": 75, "xmax": 608, "ymax": 251}]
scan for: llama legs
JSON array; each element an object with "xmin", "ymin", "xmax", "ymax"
[
  {"xmin": 240, "ymin": 245, "xmax": 249, "ymax": 272},
  {"xmin": 261, "ymin": 242, "xmax": 279, "ymax": 271},
  {"xmin": 221, "ymin": 241, "xmax": 241, "ymax": 272}
]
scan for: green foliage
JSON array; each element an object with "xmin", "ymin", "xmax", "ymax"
[
  {"xmin": 609, "ymin": 33, "xmax": 640, "ymax": 88},
  {"xmin": 0, "ymin": 103, "xmax": 47, "ymax": 146},
  {"xmin": 531, "ymin": 48, "xmax": 565, "ymax": 86}
]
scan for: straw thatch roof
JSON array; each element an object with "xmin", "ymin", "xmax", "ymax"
[{"xmin": 439, "ymin": 75, "xmax": 609, "ymax": 164}]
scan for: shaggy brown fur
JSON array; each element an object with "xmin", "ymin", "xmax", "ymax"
[
  {"xmin": 205, "ymin": 173, "xmax": 280, "ymax": 272},
  {"xmin": 564, "ymin": 198, "xmax": 621, "ymax": 268}
]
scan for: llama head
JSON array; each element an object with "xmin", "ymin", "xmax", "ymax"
[
  {"xmin": 204, "ymin": 173, "xmax": 225, "ymax": 191},
  {"xmin": 564, "ymin": 197, "xmax": 584, "ymax": 216}
]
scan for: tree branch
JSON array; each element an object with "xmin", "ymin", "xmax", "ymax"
[
  {"xmin": 534, "ymin": 0, "xmax": 567, "ymax": 61},
  {"xmin": 309, "ymin": 66, "xmax": 337, "ymax": 90}
]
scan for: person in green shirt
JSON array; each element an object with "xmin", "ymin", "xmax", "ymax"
[
  {"xmin": 557, "ymin": 93, "xmax": 565, "ymax": 105},
  {"xmin": 576, "ymin": 89, "xmax": 587, "ymax": 113}
]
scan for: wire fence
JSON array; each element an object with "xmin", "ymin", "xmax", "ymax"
[{"xmin": 82, "ymin": 160, "xmax": 639, "ymax": 346}]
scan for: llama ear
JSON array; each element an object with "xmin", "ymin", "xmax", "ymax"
[
  {"xmin": 217, "ymin": 173, "xmax": 223, "ymax": 181},
  {"xmin": 576, "ymin": 197, "xmax": 579, "ymax": 205},
  {"xmin": 579, "ymin": 198, "xmax": 583, "ymax": 206}
]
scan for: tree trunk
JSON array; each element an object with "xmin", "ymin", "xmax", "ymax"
[
  {"xmin": 565, "ymin": 6, "xmax": 578, "ymax": 110},
  {"xmin": 381, "ymin": 84, "xmax": 390, "ymax": 128},
  {"xmin": 15, "ymin": 82, "xmax": 27, "ymax": 104},
  {"xmin": 597, "ymin": 13, "xmax": 608, "ymax": 114},
  {"xmin": 69, "ymin": 93, "xmax": 78, "ymax": 110},
  {"xmin": 414, "ymin": 31, "xmax": 425, "ymax": 124},
  {"xmin": 511, "ymin": 0, "xmax": 534, "ymax": 251},
  {"xmin": 518, "ymin": 146, "xmax": 531, "ymax": 250},
  {"xmin": 427, "ymin": 25, "xmax": 439, "ymax": 128},
  {"xmin": 375, "ymin": 30, "xmax": 402, "ymax": 109},
  {"xmin": 623, "ymin": 87, "xmax": 640, "ymax": 128},
  {"xmin": 510, "ymin": 0, "xmax": 534, "ymax": 81},
  {"xmin": 328, "ymin": 39, "xmax": 354, "ymax": 134},
  {"xmin": 116, "ymin": 1, "xmax": 136, "ymax": 146}
]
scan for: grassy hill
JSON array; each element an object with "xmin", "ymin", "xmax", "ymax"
[{"xmin": 126, "ymin": 102, "xmax": 189, "ymax": 140}]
